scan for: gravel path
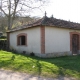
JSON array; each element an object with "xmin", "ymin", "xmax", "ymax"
[{"xmin": 0, "ymin": 69, "xmax": 76, "ymax": 80}]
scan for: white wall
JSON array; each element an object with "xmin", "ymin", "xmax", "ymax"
[
  {"xmin": 9, "ymin": 25, "xmax": 80, "ymax": 57},
  {"xmin": 45, "ymin": 26, "xmax": 80, "ymax": 53},
  {"xmin": 10, "ymin": 27, "xmax": 41, "ymax": 54}
]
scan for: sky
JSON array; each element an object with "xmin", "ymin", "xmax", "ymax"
[{"xmin": 30, "ymin": 0, "xmax": 80, "ymax": 23}]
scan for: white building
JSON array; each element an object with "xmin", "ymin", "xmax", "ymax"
[{"xmin": 7, "ymin": 15, "xmax": 80, "ymax": 58}]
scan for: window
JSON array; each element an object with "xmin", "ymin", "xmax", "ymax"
[
  {"xmin": 17, "ymin": 33, "xmax": 27, "ymax": 46},
  {"xmin": 19, "ymin": 36, "xmax": 25, "ymax": 45}
]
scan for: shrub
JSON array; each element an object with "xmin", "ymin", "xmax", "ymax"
[
  {"xmin": 30, "ymin": 52, "xmax": 35, "ymax": 56},
  {"xmin": 0, "ymin": 36, "xmax": 7, "ymax": 39}
]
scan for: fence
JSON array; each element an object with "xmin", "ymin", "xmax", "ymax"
[{"xmin": 0, "ymin": 39, "xmax": 7, "ymax": 50}]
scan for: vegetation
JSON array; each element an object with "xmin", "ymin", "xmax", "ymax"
[
  {"xmin": 0, "ymin": 16, "xmax": 40, "ymax": 33},
  {"xmin": 0, "ymin": 0, "xmax": 47, "ymax": 29},
  {"xmin": 0, "ymin": 35, "xmax": 7, "ymax": 41},
  {"xmin": 0, "ymin": 50, "xmax": 80, "ymax": 79}
]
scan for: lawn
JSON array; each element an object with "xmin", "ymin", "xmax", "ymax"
[{"xmin": 0, "ymin": 50, "xmax": 80, "ymax": 79}]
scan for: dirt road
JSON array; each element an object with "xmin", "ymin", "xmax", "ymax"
[{"xmin": 0, "ymin": 69, "xmax": 76, "ymax": 80}]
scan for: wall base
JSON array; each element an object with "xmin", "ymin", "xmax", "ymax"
[
  {"xmin": 78, "ymin": 50, "xmax": 80, "ymax": 54},
  {"xmin": 10, "ymin": 48, "xmax": 72, "ymax": 58},
  {"xmin": 35, "ymin": 51, "xmax": 72, "ymax": 58}
]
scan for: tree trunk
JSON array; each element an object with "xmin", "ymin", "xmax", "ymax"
[{"xmin": 8, "ymin": 16, "xmax": 11, "ymax": 30}]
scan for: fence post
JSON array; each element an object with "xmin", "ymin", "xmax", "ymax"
[{"xmin": 7, "ymin": 32, "xmax": 10, "ymax": 50}]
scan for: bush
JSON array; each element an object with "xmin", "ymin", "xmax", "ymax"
[
  {"xmin": 11, "ymin": 55, "xmax": 15, "ymax": 61},
  {"xmin": 0, "ymin": 36, "xmax": 7, "ymax": 39},
  {"xmin": 30, "ymin": 52, "xmax": 35, "ymax": 56}
]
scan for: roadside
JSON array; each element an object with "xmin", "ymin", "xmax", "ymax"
[{"xmin": 0, "ymin": 69, "xmax": 76, "ymax": 80}]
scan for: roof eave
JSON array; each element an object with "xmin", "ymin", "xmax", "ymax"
[{"xmin": 7, "ymin": 24, "xmax": 42, "ymax": 33}]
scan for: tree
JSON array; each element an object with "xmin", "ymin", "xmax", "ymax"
[
  {"xmin": 0, "ymin": 16, "xmax": 8, "ymax": 33},
  {"xmin": 12, "ymin": 16, "xmax": 40, "ymax": 28},
  {"xmin": 0, "ymin": 0, "xmax": 48, "ymax": 30}
]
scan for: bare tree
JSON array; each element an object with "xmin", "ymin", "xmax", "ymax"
[
  {"xmin": 0, "ymin": 16, "xmax": 8, "ymax": 32},
  {"xmin": 0, "ymin": 0, "xmax": 48, "ymax": 30}
]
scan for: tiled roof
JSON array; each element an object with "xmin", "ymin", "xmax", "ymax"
[{"xmin": 8, "ymin": 16, "xmax": 80, "ymax": 32}]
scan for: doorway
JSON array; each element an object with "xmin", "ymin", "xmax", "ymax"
[{"xmin": 72, "ymin": 34, "xmax": 79, "ymax": 54}]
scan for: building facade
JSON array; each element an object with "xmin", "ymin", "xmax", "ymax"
[{"xmin": 7, "ymin": 15, "xmax": 80, "ymax": 57}]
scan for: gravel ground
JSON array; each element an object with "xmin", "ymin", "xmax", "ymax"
[{"xmin": 0, "ymin": 69, "xmax": 77, "ymax": 80}]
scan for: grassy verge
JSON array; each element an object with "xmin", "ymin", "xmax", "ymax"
[{"xmin": 0, "ymin": 50, "xmax": 80, "ymax": 79}]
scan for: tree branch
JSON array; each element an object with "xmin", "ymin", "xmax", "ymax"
[
  {"xmin": 12, "ymin": 0, "xmax": 19, "ymax": 20},
  {"xmin": 0, "ymin": 7, "xmax": 8, "ymax": 17},
  {"xmin": 19, "ymin": 3, "xmax": 40, "ymax": 9}
]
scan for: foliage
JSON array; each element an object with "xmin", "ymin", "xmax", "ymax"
[
  {"xmin": 12, "ymin": 16, "xmax": 40, "ymax": 28},
  {"xmin": 0, "ymin": 0, "xmax": 47, "ymax": 29},
  {"xmin": 0, "ymin": 16, "xmax": 8, "ymax": 33},
  {"xmin": 0, "ymin": 16, "xmax": 40, "ymax": 33},
  {"xmin": 0, "ymin": 35, "xmax": 6, "ymax": 38},
  {"xmin": 0, "ymin": 50, "xmax": 80, "ymax": 79}
]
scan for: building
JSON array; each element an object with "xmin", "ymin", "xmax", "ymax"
[{"xmin": 7, "ymin": 14, "xmax": 80, "ymax": 57}]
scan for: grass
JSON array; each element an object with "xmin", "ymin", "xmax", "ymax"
[
  {"xmin": 0, "ymin": 38, "xmax": 7, "ymax": 40},
  {"xmin": 0, "ymin": 50, "xmax": 80, "ymax": 79}
]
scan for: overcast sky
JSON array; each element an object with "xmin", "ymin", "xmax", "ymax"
[{"xmin": 30, "ymin": 0, "xmax": 80, "ymax": 23}]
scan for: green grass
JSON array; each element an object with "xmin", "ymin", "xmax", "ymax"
[
  {"xmin": 0, "ymin": 39, "xmax": 6, "ymax": 40},
  {"xmin": 0, "ymin": 50, "xmax": 80, "ymax": 79}
]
